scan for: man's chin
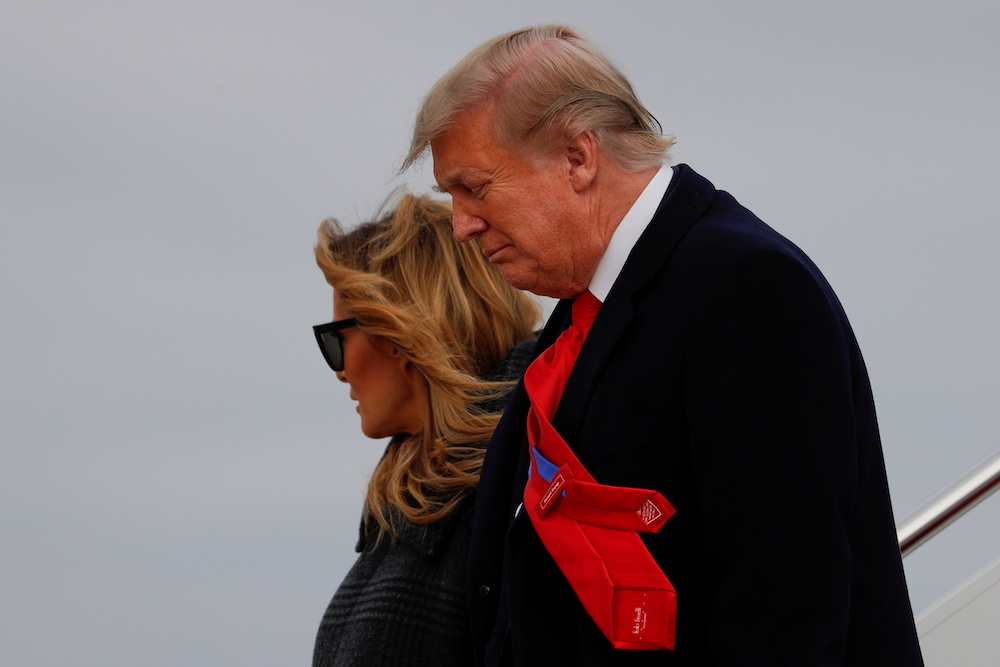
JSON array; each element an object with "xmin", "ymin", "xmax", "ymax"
[
  {"xmin": 501, "ymin": 271, "xmax": 561, "ymax": 298},
  {"xmin": 497, "ymin": 263, "xmax": 576, "ymax": 298},
  {"xmin": 498, "ymin": 265, "xmax": 534, "ymax": 293}
]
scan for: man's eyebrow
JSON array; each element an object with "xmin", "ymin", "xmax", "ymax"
[{"xmin": 432, "ymin": 170, "xmax": 463, "ymax": 193}]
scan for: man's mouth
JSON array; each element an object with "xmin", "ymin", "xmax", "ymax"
[{"xmin": 484, "ymin": 245, "xmax": 508, "ymax": 262}]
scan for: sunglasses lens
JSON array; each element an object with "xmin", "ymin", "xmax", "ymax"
[
  {"xmin": 313, "ymin": 318, "xmax": 356, "ymax": 373},
  {"xmin": 318, "ymin": 332, "xmax": 344, "ymax": 372}
]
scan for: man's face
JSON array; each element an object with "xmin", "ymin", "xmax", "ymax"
[{"xmin": 431, "ymin": 107, "xmax": 603, "ymax": 299}]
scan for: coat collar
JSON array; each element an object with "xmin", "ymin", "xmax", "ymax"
[{"xmin": 550, "ymin": 165, "xmax": 717, "ymax": 442}]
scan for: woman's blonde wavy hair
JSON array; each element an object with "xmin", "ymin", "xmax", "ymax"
[{"xmin": 315, "ymin": 193, "xmax": 540, "ymax": 540}]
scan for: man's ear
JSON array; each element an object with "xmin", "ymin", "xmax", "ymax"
[{"xmin": 565, "ymin": 130, "xmax": 599, "ymax": 193}]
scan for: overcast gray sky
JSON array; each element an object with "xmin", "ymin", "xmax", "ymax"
[{"xmin": 2, "ymin": 1, "xmax": 998, "ymax": 664}]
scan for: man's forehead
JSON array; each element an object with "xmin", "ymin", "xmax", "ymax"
[{"xmin": 430, "ymin": 119, "xmax": 494, "ymax": 185}]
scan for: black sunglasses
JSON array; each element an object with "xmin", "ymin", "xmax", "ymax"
[{"xmin": 312, "ymin": 318, "xmax": 358, "ymax": 372}]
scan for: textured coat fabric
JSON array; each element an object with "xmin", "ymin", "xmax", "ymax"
[
  {"xmin": 468, "ymin": 166, "xmax": 923, "ymax": 666},
  {"xmin": 313, "ymin": 339, "xmax": 536, "ymax": 667}
]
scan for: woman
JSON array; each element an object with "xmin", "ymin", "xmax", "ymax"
[{"xmin": 311, "ymin": 193, "xmax": 540, "ymax": 667}]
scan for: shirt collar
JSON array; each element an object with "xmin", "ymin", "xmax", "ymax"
[{"xmin": 588, "ymin": 163, "xmax": 674, "ymax": 302}]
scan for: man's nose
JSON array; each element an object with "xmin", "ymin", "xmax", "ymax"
[
  {"xmin": 452, "ymin": 203, "xmax": 488, "ymax": 243},
  {"xmin": 335, "ymin": 369, "xmax": 348, "ymax": 384}
]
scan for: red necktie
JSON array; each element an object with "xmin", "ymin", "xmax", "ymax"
[{"xmin": 522, "ymin": 291, "xmax": 678, "ymax": 651}]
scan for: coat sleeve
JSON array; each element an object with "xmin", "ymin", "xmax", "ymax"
[{"xmin": 683, "ymin": 247, "xmax": 859, "ymax": 665}]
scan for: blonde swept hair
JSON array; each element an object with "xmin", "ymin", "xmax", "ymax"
[
  {"xmin": 315, "ymin": 193, "xmax": 540, "ymax": 540},
  {"xmin": 404, "ymin": 24, "xmax": 675, "ymax": 172}
]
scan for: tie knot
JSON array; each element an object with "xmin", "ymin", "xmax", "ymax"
[{"xmin": 572, "ymin": 290, "xmax": 602, "ymax": 330}]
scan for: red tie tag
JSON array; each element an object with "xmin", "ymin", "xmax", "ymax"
[
  {"xmin": 636, "ymin": 496, "xmax": 671, "ymax": 531},
  {"xmin": 537, "ymin": 464, "xmax": 572, "ymax": 517}
]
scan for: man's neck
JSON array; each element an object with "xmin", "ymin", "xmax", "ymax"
[{"xmin": 590, "ymin": 165, "xmax": 661, "ymax": 247}]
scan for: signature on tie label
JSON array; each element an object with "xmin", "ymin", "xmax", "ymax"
[{"xmin": 633, "ymin": 605, "xmax": 648, "ymax": 635}]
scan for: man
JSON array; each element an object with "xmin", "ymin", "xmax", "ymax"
[{"xmin": 404, "ymin": 25, "xmax": 923, "ymax": 666}]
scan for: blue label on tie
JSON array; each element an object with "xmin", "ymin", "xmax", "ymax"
[{"xmin": 532, "ymin": 446, "xmax": 560, "ymax": 483}]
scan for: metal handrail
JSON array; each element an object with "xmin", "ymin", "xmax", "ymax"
[{"xmin": 897, "ymin": 448, "xmax": 1000, "ymax": 557}]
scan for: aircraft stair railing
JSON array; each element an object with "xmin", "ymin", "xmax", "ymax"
[
  {"xmin": 898, "ymin": 448, "xmax": 1000, "ymax": 664},
  {"xmin": 897, "ymin": 448, "xmax": 1000, "ymax": 557}
]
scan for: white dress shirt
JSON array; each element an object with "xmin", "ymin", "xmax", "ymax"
[{"xmin": 588, "ymin": 164, "xmax": 674, "ymax": 303}]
